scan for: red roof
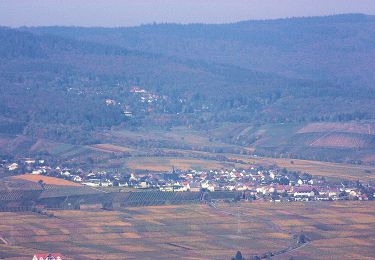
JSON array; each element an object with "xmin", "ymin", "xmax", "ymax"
[
  {"xmin": 33, "ymin": 253, "xmax": 63, "ymax": 260},
  {"xmin": 293, "ymin": 186, "xmax": 318, "ymax": 193}
]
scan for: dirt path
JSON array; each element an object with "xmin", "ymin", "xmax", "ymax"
[{"xmin": 0, "ymin": 236, "xmax": 8, "ymax": 245}]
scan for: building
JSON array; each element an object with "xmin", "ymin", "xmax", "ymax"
[
  {"xmin": 7, "ymin": 163, "xmax": 18, "ymax": 171},
  {"xmin": 32, "ymin": 253, "xmax": 63, "ymax": 260}
]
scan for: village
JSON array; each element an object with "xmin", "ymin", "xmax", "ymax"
[{"xmin": 2, "ymin": 156, "xmax": 374, "ymax": 203}]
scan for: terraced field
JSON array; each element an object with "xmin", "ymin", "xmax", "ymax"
[{"xmin": 0, "ymin": 202, "xmax": 374, "ymax": 259}]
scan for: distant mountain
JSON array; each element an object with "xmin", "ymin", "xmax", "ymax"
[
  {"xmin": 26, "ymin": 14, "xmax": 375, "ymax": 87},
  {"xmin": 20, "ymin": 14, "xmax": 375, "ymax": 121},
  {"xmin": 0, "ymin": 26, "xmax": 309, "ymax": 144},
  {"xmin": 1, "ymin": 14, "xmax": 375, "ymax": 163},
  {"xmin": 0, "ymin": 25, "xmax": 329, "ymax": 130}
]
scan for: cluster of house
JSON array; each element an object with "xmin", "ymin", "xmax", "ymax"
[
  {"xmin": 2, "ymin": 158, "xmax": 374, "ymax": 202},
  {"xmin": 129, "ymin": 86, "xmax": 161, "ymax": 104},
  {"xmin": 3, "ymin": 158, "xmax": 46, "ymax": 174},
  {"xmin": 103, "ymin": 86, "xmax": 166, "ymax": 118},
  {"xmin": 128, "ymin": 168, "xmax": 374, "ymax": 202},
  {"xmin": 32, "ymin": 253, "xmax": 63, "ymax": 260},
  {"xmin": 74, "ymin": 166, "xmax": 374, "ymax": 202}
]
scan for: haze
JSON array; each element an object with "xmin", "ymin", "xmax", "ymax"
[{"xmin": 1, "ymin": 0, "xmax": 375, "ymax": 27}]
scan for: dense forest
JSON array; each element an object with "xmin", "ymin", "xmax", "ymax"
[{"xmin": 1, "ymin": 14, "xmax": 375, "ymax": 161}]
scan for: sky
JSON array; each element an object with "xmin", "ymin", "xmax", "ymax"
[{"xmin": 1, "ymin": 0, "xmax": 375, "ymax": 27}]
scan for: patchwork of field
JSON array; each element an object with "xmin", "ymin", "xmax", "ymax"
[{"xmin": 0, "ymin": 202, "xmax": 374, "ymax": 259}]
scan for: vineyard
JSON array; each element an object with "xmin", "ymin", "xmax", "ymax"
[
  {"xmin": 0, "ymin": 183, "xmax": 243, "ymax": 212},
  {"xmin": 0, "ymin": 202, "xmax": 374, "ymax": 259},
  {"xmin": 298, "ymin": 122, "xmax": 375, "ymax": 135},
  {"xmin": 309, "ymin": 132, "xmax": 374, "ymax": 148}
]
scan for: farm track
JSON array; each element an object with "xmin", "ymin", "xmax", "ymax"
[{"xmin": 0, "ymin": 236, "xmax": 8, "ymax": 245}]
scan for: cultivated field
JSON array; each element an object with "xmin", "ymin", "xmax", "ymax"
[
  {"xmin": 0, "ymin": 202, "xmax": 374, "ymax": 259},
  {"xmin": 125, "ymin": 157, "xmax": 235, "ymax": 171},
  {"xmin": 298, "ymin": 122, "xmax": 375, "ymax": 135},
  {"xmin": 121, "ymin": 152, "xmax": 375, "ymax": 182},
  {"xmin": 90, "ymin": 143, "xmax": 132, "ymax": 153},
  {"xmin": 228, "ymin": 155, "xmax": 375, "ymax": 182},
  {"xmin": 11, "ymin": 175, "xmax": 81, "ymax": 187}
]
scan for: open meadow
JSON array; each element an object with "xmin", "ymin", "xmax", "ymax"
[{"xmin": 0, "ymin": 201, "xmax": 374, "ymax": 259}]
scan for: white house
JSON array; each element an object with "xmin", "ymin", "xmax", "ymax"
[
  {"xmin": 294, "ymin": 191, "xmax": 315, "ymax": 197},
  {"xmin": 61, "ymin": 171, "xmax": 71, "ymax": 177},
  {"xmin": 82, "ymin": 182, "xmax": 100, "ymax": 187},
  {"xmin": 7, "ymin": 163, "xmax": 18, "ymax": 171},
  {"xmin": 72, "ymin": 175, "xmax": 82, "ymax": 182},
  {"xmin": 31, "ymin": 169, "xmax": 43, "ymax": 175}
]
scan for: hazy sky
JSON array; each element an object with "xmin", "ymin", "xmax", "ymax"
[{"xmin": 1, "ymin": 0, "xmax": 375, "ymax": 27}]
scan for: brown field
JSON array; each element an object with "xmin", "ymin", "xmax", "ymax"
[
  {"xmin": 29, "ymin": 139, "xmax": 60, "ymax": 152},
  {"xmin": 227, "ymin": 155, "xmax": 375, "ymax": 182},
  {"xmin": 363, "ymin": 154, "xmax": 375, "ymax": 164},
  {"xmin": 12, "ymin": 175, "xmax": 81, "ymax": 187},
  {"xmin": 309, "ymin": 133, "xmax": 369, "ymax": 148},
  {"xmin": 125, "ymin": 157, "xmax": 235, "ymax": 171},
  {"xmin": 0, "ymin": 202, "xmax": 374, "ymax": 259},
  {"xmin": 298, "ymin": 122, "xmax": 375, "ymax": 135},
  {"xmin": 90, "ymin": 143, "xmax": 132, "ymax": 153},
  {"xmin": 124, "ymin": 152, "xmax": 375, "ymax": 181}
]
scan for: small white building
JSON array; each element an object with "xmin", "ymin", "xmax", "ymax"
[
  {"xmin": 294, "ymin": 191, "xmax": 315, "ymax": 197},
  {"xmin": 31, "ymin": 169, "xmax": 43, "ymax": 175},
  {"xmin": 61, "ymin": 171, "xmax": 71, "ymax": 177},
  {"xmin": 82, "ymin": 181, "xmax": 100, "ymax": 187},
  {"xmin": 7, "ymin": 163, "xmax": 18, "ymax": 171},
  {"xmin": 72, "ymin": 175, "xmax": 82, "ymax": 182}
]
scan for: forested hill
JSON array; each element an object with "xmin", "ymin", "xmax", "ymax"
[
  {"xmin": 26, "ymin": 14, "xmax": 375, "ymax": 88},
  {"xmin": 0, "ymin": 25, "xmax": 311, "ymax": 144},
  {"xmin": 20, "ymin": 14, "xmax": 375, "ymax": 122},
  {"xmin": 1, "ymin": 14, "xmax": 375, "ymax": 153}
]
